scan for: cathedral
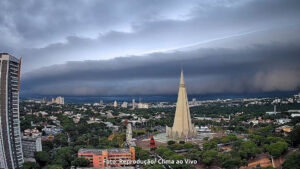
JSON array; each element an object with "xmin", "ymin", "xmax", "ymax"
[{"xmin": 166, "ymin": 71, "xmax": 197, "ymax": 140}]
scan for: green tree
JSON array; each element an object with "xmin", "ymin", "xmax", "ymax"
[
  {"xmin": 249, "ymin": 135, "xmax": 265, "ymax": 146},
  {"xmin": 170, "ymin": 154, "xmax": 195, "ymax": 169},
  {"xmin": 282, "ymin": 152, "xmax": 300, "ymax": 169},
  {"xmin": 183, "ymin": 143, "xmax": 194, "ymax": 149},
  {"xmin": 167, "ymin": 140, "xmax": 176, "ymax": 145},
  {"xmin": 42, "ymin": 140, "xmax": 53, "ymax": 152},
  {"xmin": 71, "ymin": 158, "xmax": 90, "ymax": 167},
  {"xmin": 135, "ymin": 147, "xmax": 151, "ymax": 160},
  {"xmin": 186, "ymin": 150, "xmax": 201, "ymax": 162},
  {"xmin": 89, "ymin": 137, "xmax": 100, "ymax": 146},
  {"xmin": 290, "ymin": 126, "xmax": 300, "ymax": 147},
  {"xmin": 98, "ymin": 137, "xmax": 112, "ymax": 148},
  {"xmin": 168, "ymin": 143, "xmax": 184, "ymax": 150},
  {"xmin": 44, "ymin": 165, "xmax": 63, "ymax": 169},
  {"xmin": 201, "ymin": 150, "xmax": 218, "ymax": 166},
  {"xmin": 52, "ymin": 147, "xmax": 75, "ymax": 168},
  {"xmin": 253, "ymin": 125, "xmax": 275, "ymax": 137},
  {"xmin": 203, "ymin": 139, "xmax": 218, "ymax": 151},
  {"xmin": 21, "ymin": 162, "xmax": 39, "ymax": 169},
  {"xmin": 217, "ymin": 153, "xmax": 230, "ymax": 164},
  {"xmin": 220, "ymin": 134, "xmax": 237, "ymax": 143},
  {"xmin": 162, "ymin": 150, "xmax": 176, "ymax": 159},
  {"xmin": 238, "ymin": 141, "xmax": 260, "ymax": 159},
  {"xmin": 63, "ymin": 123, "xmax": 76, "ymax": 133},
  {"xmin": 52, "ymin": 158, "xmax": 68, "ymax": 168},
  {"xmin": 222, "ymin": 158, "xmax": 247, "ymax": 169},
  {"xmin": 265, "ymin": 141, "xmax": 288, "ymax": 157},
  {"xmin": 76, "ymin": 134, "xmax": 88, "ymax": 146},
  {"xmin": 155, "ymin": 146, "xmax": 169, "ymax": 156},
  {"xmin": 265, "ymin": 137, "xmax": 284, "ymax": 144},
  {"xmin": 146, "ymin": 164, "xmax": 165, "ymax": 169},
  {"xmin": 35, "ymin": 151, "xmax": 50, "ymax": 167},
  {"xmin": 53, "ymin": 133, "xmax": 68, "ymax": 147}
]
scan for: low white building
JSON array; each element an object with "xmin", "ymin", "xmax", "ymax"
[
  {"xmin": 195, "ymin": 126, "xmax": 211, "ymax": 132},
  {"xmin": 276, "ymin": 118, "xmax": 291, "ymax": 124},
  {"xmin": 138, "ymin": 103, "xmax": 149, "ymax": 109},
  {"xmin": 194, "ymin": 117, "xmax": 212, "ymax": 120},
  {"xmin": 248, "ymin": 119, "xmax": 259, "ymax": 125},
  {"xmin": 266, "ymin": 111, "xmax": 280, "ymax": 115},
  {"xmin": 291, "ymin": 113, "xmax": 300, "ymax": 118},
  {"xmin": 93, "ymin": 103, "xmax": 100, "ymax": 106},
  {"xmin": 288, "ymin": 110, "xmax": 300, "ymax": 113}
]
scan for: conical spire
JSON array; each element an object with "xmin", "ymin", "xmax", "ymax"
[
  {"xmin": 180, "ymin": 70, "xmax": 185, "ymax": 87},
  {"xmin": 166, "ymin": 70, "xmax": 197, "ymax": 139}
]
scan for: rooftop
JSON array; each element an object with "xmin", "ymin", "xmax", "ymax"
[{"xmin": 78, "ymin": 148, "xmax": 132, "ymax": 155}]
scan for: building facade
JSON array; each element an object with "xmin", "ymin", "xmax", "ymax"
[
  {"xmin": 22, "ymin": 136, "xmax": 42, "ymax": 158},
  {"xmin": 78, "ymin": 147, "xmax": 135, "ymax": 168},
  {"xmin": 0, "ymin": 53, "xmax": 24, "ymax": 169}
]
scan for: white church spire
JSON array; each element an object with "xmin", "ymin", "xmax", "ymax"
[{"xmin": 166, "ymin": 70, "xmax": 197, "ymax": 139}]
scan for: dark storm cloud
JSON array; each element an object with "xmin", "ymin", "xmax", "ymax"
[
  {"xmin": 1, "ymin": 0, "xmax": 300, "ymax": 95},
  {"xmin": 21, "ymin": 41, "xmax": 300, "ymax": 96},
  {"xmin": 1, "ymin": 0, "xmax": 300, "ymax": 73},
  {"xmin": 0, "ymin": 0, "xmax": 197, "ymax": 45}
]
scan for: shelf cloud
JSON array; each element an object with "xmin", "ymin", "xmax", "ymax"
[
  {"xmin": 1, "ymin": 0, "xmax": 300, "ymax": 96},
  {"xmin": 21, "ymin": 41, "xmax": 300, "ymax": 96}
]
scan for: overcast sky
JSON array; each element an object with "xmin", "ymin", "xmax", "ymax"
[{"xmin": 1, "ymin": 0, "xmax": 300, "ymax": 96}]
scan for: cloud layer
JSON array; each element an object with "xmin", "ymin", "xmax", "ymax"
[
  {"xmin": 1, "ymin": 0, "xmax": 300, "ymax": 72},
  {"xmin": 21, "ymin": 41, "xmax": 300, "ymax": 96},
  {"xmin": 1, "ymin": 0, "xmax": 300, "ymax": 96}
]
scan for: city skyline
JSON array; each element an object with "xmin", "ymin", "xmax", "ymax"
[{"xmin": 1, "ymin": 0, "xmax": 300, "ymax": 96}]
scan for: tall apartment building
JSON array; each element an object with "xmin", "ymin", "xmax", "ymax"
[
  {"xmin": 113, "ymin": 100, "xmax": 118, "ymax": 108},
  {"xmin": 0, "ymin": 53, "xmax": 24, "ymax": 169},
  {"xmin": 56, "ymin": 96, "xmax": 64, "ymax": 105},
  {"xmin": 132, "ymin": 99, "xmax": 135, "ymax": 109},
  {"xmin": 78, "ymin": 147, "xmax": 135, "ymax": 168},
  {"xmin": 121, "ymin": 102, "xmax": 128, "ymax": 108}
]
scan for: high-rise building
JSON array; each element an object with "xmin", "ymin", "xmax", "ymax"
[
  {"xmin": 192, "ymin": 98, "xmax": 197, "ymax": 105},
  {"xmin": 166, "ymin": 71, "xmax": 197, "ymax": 140},
  {"xmin": 0, "ymin": 53, "xmax": 24, "ymax": 169},
  {"xmin": 126, "ymin": 123, "xmax": 134, "ymax": 146},
  {"xmin": 132, "ymin": 99, "xmax": 135, "ymax": 109},
  {"xmin": 55, "ymin": 96, "xmax": 64, "ymax": 105},
  {"xmin": 121, "ymin": 102, "xmax": 128, "ymax": 108},
  {"xmin": 113, "ymin": 100, "xmax": 118, "ymax": 108},
  {"xmin": 42, "ymin": 97, "xmax": 47, "ymax": 104}
]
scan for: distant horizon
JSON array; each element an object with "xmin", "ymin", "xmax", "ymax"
[{"xmin": 20, "ymin": 90, "xmax": 300, "ymax": 103}]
